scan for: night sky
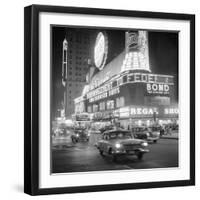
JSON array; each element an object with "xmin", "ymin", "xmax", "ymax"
[{"xmin": 51, "ymin": 27, "xmax": 178, "ymax": 116}]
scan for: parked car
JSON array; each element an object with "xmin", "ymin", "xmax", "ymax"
[
  {"xmin": 99, "ymin": 125, "xmax": 114, "ymax": 134},
  {"xmin": 95, "ymin": 129, "xmax": 149, "ymax": 161},
  {"xmin": 147, "ymin": 126, "xmax": 161, "ymax": 143},
  {"xmin": 132, "ymin": 126, "xmax": 160, "ymax": 143},
  {"xmin": 71, "ymin": 128, "xmax": 90, "ymax": 143},
  {"xmin": 88, "ymin": 127, "xmax": 101, "ymax": 134}
]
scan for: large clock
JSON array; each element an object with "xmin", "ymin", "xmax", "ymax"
[{"xmin": 94, "ymin": 32, "xmax": 108, "ymax": 70}]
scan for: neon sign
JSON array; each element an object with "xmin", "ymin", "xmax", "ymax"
[
  {"xmin": 86, "ymin": 72, "xmax": 173, "ymax": 101},
  {"xmin": 89, "ymin": 87, "xmax": 120, "ymax": 103},
  {"xmin": 146, "ymin": 83, "xmax": 170, "ymax": 95},
  {"xmin": 164, "ymin": 108, "xmax": 179, "ymax": 115},
  {"xmin": 94, "ymin": 32, "xmax": 108, "ymax": 70},
  {"xmin": 130, "ymin": 107, "xmax": 158, "ymax": 116},
  {"xmin": 118, "ymin": 106, "xmax": 159, "ymax": 118},
  {"xmin": 123, "ymin": 31, "xmax": 150, "ymax": 72}
]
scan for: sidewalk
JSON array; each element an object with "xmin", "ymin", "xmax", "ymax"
[{"xmin": 161, "ymin": 131, "xmax": 178, "ymax": 140}]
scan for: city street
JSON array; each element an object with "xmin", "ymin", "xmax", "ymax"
[{"xmin": 52, "ymin": 134, "xmax": 178, "ymax": 173}]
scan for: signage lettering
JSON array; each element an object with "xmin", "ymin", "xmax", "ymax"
[
  {"xmin": 86, "ymin": 73, "xmax": 173, "ymax": 101},
  {"xmin": 130, "ymin": 107, "xmax": 158, "ymax": 116},
  {"xmin": 147, "ymin": 83, "xmax": 170, "ymax": 94},
  {"xmin": 164, "ymin": 108, "xmax": 179, "ymax": 115}
]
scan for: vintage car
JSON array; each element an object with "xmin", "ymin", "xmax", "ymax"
[
  {"xmin": 147, "ymin": 126, "xmax": 161, "ymax": 142},
  {"xmin": 95, "ymin": 129, "xmax": 149, "ymax": 161},
  {"xmin": 132, "ymin": 126, "xmax": 160, "ymax": 143},
  {"xmin": 99, "ymin": 125, "xmax": 114, "ymax": 134},
  {"xmin": 71, "ymin": 128, "xmax": 90, "ymax": 143},
  {"xmin": 88, "ymin": 127, "xmax": 101, "ymax": 135}
]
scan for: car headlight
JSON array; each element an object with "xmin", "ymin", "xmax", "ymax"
[
  {"xmin": 142, "ymin": 142, "xmax": 148, "ymax": 147},
  {"xmin": 115, "ymin": 143, "xmax": 121, "ymax": 148},
  {"xmin": 76, "ymin": 134, "xmax": 79, "ymax": 137}
]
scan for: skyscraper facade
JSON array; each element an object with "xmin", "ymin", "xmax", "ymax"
[{"xmin": 62, "ymin": 30, "xmax": 92, "ymax": 118}]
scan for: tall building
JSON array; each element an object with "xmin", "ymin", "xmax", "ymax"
[{"xmin": 62, "ymin": 30, "xmax": 92, "ymax": 118}]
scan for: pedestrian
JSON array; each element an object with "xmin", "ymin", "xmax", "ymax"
[{"xmin": 160, "ymin": 127, "xmax": 164, "ymax": 137}]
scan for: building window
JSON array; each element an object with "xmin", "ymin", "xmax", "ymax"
[
  {"xmin": 93, "ymin": 104, "xmax": 98, "ymax": 112},
  {"xmin": 107, "ymin": 100, "xmax": 114, "ymax": 110},
  {"xmin": 99, "ymin": 102, "xmax": 105, "ymax": 111},
  {"xmin": 116, "ymin": 97, "xmax": 125, "ymax": 108},
  {"xmin": 123, "ymin": 75, "xmax": 128, "ymax": 83},
  {"xmin": 112, "ymin": 80, "xmax": 117, "ymax": 88},
  {"xmin": 88, "ymin": 106, "xmax": 92, "ymax": 113}
]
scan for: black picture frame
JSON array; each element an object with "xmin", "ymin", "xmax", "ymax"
[{"xmin": 24, "ymin": 4, "xmax": 195, "ymax": 196}]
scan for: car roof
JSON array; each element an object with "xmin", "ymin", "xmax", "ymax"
[
  {"xmin": 132, "ymin": 126, "xmax": 146, "ymax": 128},
  {"xmin": 104, "ymin": 129, "xmax": 130, "ymax": 134}
]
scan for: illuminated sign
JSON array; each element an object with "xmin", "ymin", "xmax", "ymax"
[
  {"xmin": 126, "ymin": 31, "xmax": 139, "ymax": 52},
  {"xmin": 89, "ymin": 87, "xmax": 120, "ymax": 103},
  {"xmin": 130, "ymin": 107, "xmax": 158, "ymax": 116},
  {"xmin": 75, "ymin": 113, "xmax": 90, "ymax": 121},
  {"xmin": 89, "ymin": 72, "xmax": 173, "ymax": 92},
  {"xmin": 146, "ymin": 83, "xmax": 170, "ymax": 95},
  {"xmin": 164, "ymin": 108, "xmax": 179, "ymax": 115},
  {"xmin": 89, "ymin": 106, "xmax": 179, "ymax": 120},
  {"xmin": 117, "ymin": 106, "xmax": 179, "ymax": 119},
  {"xmin": 123, "ymin": 31, "xmax": 150, "ymax": 72},
  {"xmin": 127, "ymin": 73, "xmax": 173, "ymax": 84},
  {"xmin": 86, "ymin": 73, "xmax": 174, "ymax": 102},
  {"xmin": 118, "ymin": 106, "xmax": 158, "ymax": 118},
  {"xmin": 94, "ymin": 32, "xmax": 108, "ymax": 70}
]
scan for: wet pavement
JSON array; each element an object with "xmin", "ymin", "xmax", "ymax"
[{"xmin": 51, "ymin": 134, "xmax": 178, "ymax": 173}]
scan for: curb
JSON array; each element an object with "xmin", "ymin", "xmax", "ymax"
[{"xmin": 161, "ymin": 136, "xmax": 178, "ymax": 140}]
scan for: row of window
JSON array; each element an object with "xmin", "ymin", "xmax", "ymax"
[
  {"xmin": 68, "ymin": 58, "xmax": 88, "ymax": 66},
  {"xmin": 67, "ymin": 77, "xmax": 86, "ymax": 82},
  {"xmin": 68, "ymin": 83, "xmax": 82, "ymax": 87},
  {"xmin": 87, "ymin": 97, "xmax": 125, "ymax": 113},
  {"xmin": 68, "ymin": 71, "xmax": 85, "ymax": 77}
]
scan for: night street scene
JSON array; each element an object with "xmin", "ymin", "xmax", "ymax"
[{"xmin": 51, "ymin": 27, "xmax": 179, "ymax": 174}]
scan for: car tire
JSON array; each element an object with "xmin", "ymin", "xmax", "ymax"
[
  {"xmin": 153, "ymin": 140, "xmax": 157, "ymax": 143},
  {"xmin": 137, "ymin": 152, "xmax": 144, "ymax": 160},
  {"xmin": 99, "ymin": 150, "xmax": 104, "ymax": 156},
  {"xmin": 108, "ymin": 148, "xmax": 113, "ymax": 155},
  {"xmin": 108, "ymin": 148, "xmax": 118, "ymax": 162},
  {"xmin": 71, "ymin": 138, "xmax": 76, "ymax": 143},
  {"xmin": 112, "ymin": 155, "xmax": 119, "ymax": 162}
]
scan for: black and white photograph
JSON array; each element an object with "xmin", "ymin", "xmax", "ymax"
[
  {"xmin": 51, "ymin": 27, "xmax": 179, "ymax": 174},
  {"xmin": 23, "ymin": 4, "xmax": 195, "ymax": 195}
]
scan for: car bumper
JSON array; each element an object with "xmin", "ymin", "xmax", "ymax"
[
  {"xmin": 147, "ymin": 136, "xmax": 159, "ymax": 141},
  {"xmin": 113, "ymin": 148, "xmax": 149, "ymax": 155}
]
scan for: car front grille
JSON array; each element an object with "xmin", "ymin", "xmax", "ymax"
[{"xmin": 123, "ymin": 144, "xmax": 141, "ymax": 150}]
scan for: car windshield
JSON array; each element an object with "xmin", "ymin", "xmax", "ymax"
[
  {"xmin": 149, "ymin": 127, "xmax": 160, "ymax": 131},
  {"xmin": 107, "ymin": 131, "xmax": 132, "ymax": 139},
  {"xmin": 133, "ymin": 127, "xmax": 146, "ymax": 132}
]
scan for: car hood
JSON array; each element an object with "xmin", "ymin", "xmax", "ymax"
[{"xmin": 110, "ymin": 138, "xmax": 145, "ymax": 145}]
